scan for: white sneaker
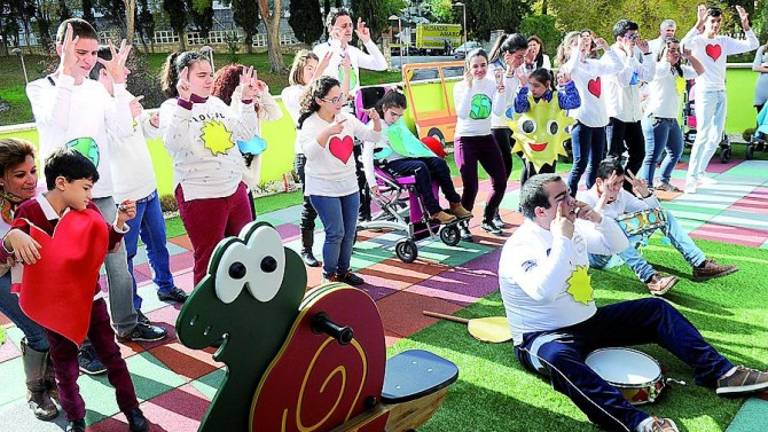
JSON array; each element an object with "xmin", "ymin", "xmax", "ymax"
[
  {"xmin": 698, "ymin": 175, "xmax": 718, "ymax": 186},
  {"xmin": 684, "ymin": 183, "xmax": 698, "ymax": 194}
]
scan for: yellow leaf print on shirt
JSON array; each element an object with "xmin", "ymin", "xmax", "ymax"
[
  {"xmin": 567, "ymin": 266, "xmax": 594, "ymax": 305},
  {"xmin": 201, "ymin": 120, "xmax": 235, "ymax": 156}
]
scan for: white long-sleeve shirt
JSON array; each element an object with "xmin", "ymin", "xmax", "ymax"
[
  {"xmin": 159, "ymin": 95, "xmax": 258, "ymax": 201},
  {"xmin": 313, "ymin": 39, "xmax": 388, "ymax": 93},
  {"xmin": 643, "ymin": 61, "xmax": 698, "ymax": 119},
  {"xmin": 453, "ymin": 77, "xmax": 507, "ymax": 137},
  {"xmin": 281, "ymin": 84, "xmax": 307, "ymax": 154},
  {"xmin": 297, "ymin": 112, "xmax": 381, "ymax": 197},
  {"xmin": 561, "ymin": 49, "xmax": 623, "ymax": 128},
  {"xmin": 604, "ymin": 46, "xmax": 656, "ymax": 122},
  {"xmin": 489, "ymin": 62, "xmax": 522, "ymax": 128},
  {"xmin": 26, "ymin": 74, "xmax": 134, "ymax": 198},
  {"xmin": 577, "ymin": 187, "xmax": 660, "ymax": 220},
  {"xmin": 681, "ymin": 28, "xmax": 759, "ymax": 92},
  {"xmin": 500, "ymin": 217, "xmax": 629, "ymax": 345}
]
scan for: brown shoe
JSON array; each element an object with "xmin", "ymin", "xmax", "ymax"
[
  {"xmin": 693, "ymin": 259, "xmax": 738, "ymax": 281},
  {"xmin": 649, "ymin": 417, "xmax": 679, "ymax": 432},
  {"xmin": 716, "ymin": 366, "xmax": 768, "ymax": 395},
  {"xmin": 646, "ymin": 273, "xmax": 678, "ymax": 296},
  {"xmin": 431, "ymin": 210, "xmax": 457, "ymax": 224},
  {"xmin": 448, "ymin": 202, "xmax": 472, "ymax": 220}
]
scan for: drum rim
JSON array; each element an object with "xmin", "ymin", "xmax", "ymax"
[{"xmin": 585, "ymin": 347, "xmax": 664, "ymax": 388}]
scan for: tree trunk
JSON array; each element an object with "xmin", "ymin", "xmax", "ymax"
[
  {"xmin": 258, "ymin": 0, "xmax": 285, "ymax": 73},
  {"xmin": 244, "ymin": 30, "xmax": 254, "ymax": 54},
  {"xmin": 123, "ymin": 0, "xmax": 136, "ymax": 44},
  {"xmin": 541, "ymin": 0, "xmax": 548, "ymax": 15},
  {"xmin": 178, "ymin": 29, "xmax": 187, "ymax": 51}
]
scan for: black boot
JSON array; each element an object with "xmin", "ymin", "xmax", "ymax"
[
  {"xmin": 21, "ymin": 338, "xmax": 58, "ymax": 420},
  {"xmin": 300, "ymin": 229, "xmax": 320, "ymax": 267}
]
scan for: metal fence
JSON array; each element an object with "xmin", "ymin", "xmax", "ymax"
[{"xmin": 95, "ymin": 30, "xmax": 300, "ymax": 48}]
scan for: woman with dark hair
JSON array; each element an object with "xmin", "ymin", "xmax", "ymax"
[
  {"xmin": 0, "ymin": 138, "xmax": 58, "ymax": 421},
  {"xmin": 296, "ymin": 76, "xmax": 381, "ymax": 285},
  {"xmin": 524, "ymin": 35, "xmax": 552, "ymax": 73},
  {"xmin": 158, "ymin": 51, "xmax": 260, "ymax": 285},
  {"xmin": 212, "ymin": 63, "xmax": 283, "ymax": 217}
]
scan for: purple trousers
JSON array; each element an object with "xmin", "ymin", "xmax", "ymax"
[{"xmin": 454, "ymin": 134, "xmax": 508, "ymax": 221}]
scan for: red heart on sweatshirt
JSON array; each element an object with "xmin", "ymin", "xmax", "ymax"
[
  {"xmin": 705, "ymin": 44, "xmax": 722, "ymax": 61},
  {"xmin": 587, "ymin": 77, "xmax": 601, "ymax": 98},
  {"xmin": 329, "ymin": 135, "xmax": 354, "ymax": 164},
  {"xmin": 18, "ymin": 209, "xmax": 109, "ymax": 346}
]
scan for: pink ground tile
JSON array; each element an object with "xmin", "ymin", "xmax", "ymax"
[
  {"xmin": 690, "ymin": 223, "xmax": 768, "ymax": 248},
  {"xmin": 168, "ymin": 235, "xmax": 193, "ymax": 251},
  {"xmin": 676, "ymin": 159, "xmax": 741, "ymax": 174},
  {"xmin": 106, "ymin": 398, "xmax": 201, "ymax": 432},
  {"xmin": 168, "ymin": 252, "xmax": 195, "ymax": 274},
  {"xmin": 376, "ymin": 290, "xmax": 464, "ymax": 337},
  {"xmin": 0, "ymin": 335, "xmax": 20, "ymax": 362},
  {"xmin": 145, "ymin": 385, "xmax": 210, "ymax": 422},
  {"xmin": 275, "ymin": 223, "xmax": 300, "ymax": 240},
  {"xmin": 728, "ymin": 189, "xmax": 768, "ymax": 215}
]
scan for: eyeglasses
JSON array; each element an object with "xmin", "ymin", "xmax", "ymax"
[{"xmin": 322, "ymin": 95, "xmax": 345, "ymax": 104}]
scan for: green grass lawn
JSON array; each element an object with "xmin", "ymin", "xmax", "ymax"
[{"xmin": 391, "ymin": 237, "xmax": 768, "ymax": 432}]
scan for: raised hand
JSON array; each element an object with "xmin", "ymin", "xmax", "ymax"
[
  {"xmin": 697, "ymin": 4, "xmax": 708, "ymax": 24},
  {"xmin": 129, "ymin": 95, "xmax": 144, "ymax": 119},
  {"xmin": 327, "ymin": 117, "xmax": 347, "ymax": 136},
  {"xmin": 116, "ymin": 200, "xmax": 137, "ymax": 228},
  {"xmin": 596, "ymin": 170, "xmax": 619, "ymax": 210},
  {"xmin": 636, "ymin": 38, "xmax": 650, "ymax": 54},
  {"xmin": 316, "ymin": 51, "xmax": 332, "ymax": 78},
  {"xmin": 736, "ymin": 5, "xmax": 750, "ymax": 30},
  {"xmin": 59, "ymin": 24, "xmax": 80, "ymax": 78},
  {"xmin": 176, "ymin": 66, "xmax": 192, "ymax": 101},
  {"xmin": 355, "ymin": 17, "xmax": 371, "ymax": 43},
  {"xmin": 626, "ymin": 170, "xmax": 651, "ymax": 198},
  {"xmin": 96, "ymin": 39, "xmax": 132, "ymax": 84},
  {"xmin": 463, "ymin": 68, "xmax": 474, "ymax": 87},
  {"xmin": 557, "ymin": 71, "xmax": 572, "ymax": 86},
  {"xmin": 574, "ymin": 200, "xmax": 602, "ymax": 224},
  {"xmin": 240, "ymin": 66, "xmax": 258, "ymax": 100},
  {"xmin": 594, "ymin": 38, "xmax": 609, "ymax": 51}
]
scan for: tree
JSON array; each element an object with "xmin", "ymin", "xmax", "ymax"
[
  {"xmin": 519, "ymin": 14, "xmax": 560, "ymax": 58},
  {"xmin": 33, "ymin": 0, "xmax": 56, "ymax": 52},
  {"xmin": 81, "ymin": 0, "xmax": 95, "ymax": 24},
  {"xmin": 351, "ymin": 0, "xmax": 388, "ymax": 41},
  {"xmin": 334, "ymin": 0, "xmax": 342, "ymax": 7},
  {"xmin": 289, "ymin": 0, "xmax": 324, "ymax": 44},
  {"xmin": 187, "ymin": 0, "xmax": 213, "ymax": 40},
  {"xmin": 426, "ymin": 0, "xmax": 454, "ymax": 23},
  {"xmin": 162, "ymin": 0, "xmax": 187, "ymax": 50},
  {"xmin": 123, "ymin": 0, "xmax": 136, "ymax": 44},
  {"xmin": 57, "ymin": 0, "xmax": 70, "ymax": 21},
  {"xmin": 229, "ymin": 0, "xmax": 259, "ymax": 53},
  {"xmin": 95, "ymin": 0, "xmax": 126, "ymax": 34},
  {"xmin": 136, "ymin": 0, "xmax": 155, "ymax": 52},
  {"xmin": 258, "ymin": 0, "xmax": 285, "ymax": 72}
]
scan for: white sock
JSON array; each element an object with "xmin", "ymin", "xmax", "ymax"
[
  {"xmin": 719, "ymin": 366, "xmax": 739, "ymax": 380},
  {"xmin": 636, "ymin": 417, "xmax": 655, "ymax": 432}
]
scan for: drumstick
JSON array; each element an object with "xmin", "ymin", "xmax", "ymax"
[{"xmin": 423, "ymin": 310, "xmax": 470, "ymax": 324}]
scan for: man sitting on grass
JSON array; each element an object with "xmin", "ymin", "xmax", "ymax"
[
  {"xmin": 578, "ymin": 157, "xmax": 737, "ymax": 296},
  {"xmin": 500, "ymin": 173, "xmax": 767, "ymax": 432}
]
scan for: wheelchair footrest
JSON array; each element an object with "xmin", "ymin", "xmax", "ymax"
[{"xmin": 381, "ymin": 349, "xmax": 459, "ymax": 404}]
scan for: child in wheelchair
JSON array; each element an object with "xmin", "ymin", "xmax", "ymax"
[{"xmin": 362, "ymin": 90, "xmax": 472, "ymax": 225}]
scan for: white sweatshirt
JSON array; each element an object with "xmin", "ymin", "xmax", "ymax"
[
  {"xmin": 643, "ymin": 61, "xmax": 698, "ymax": 119},
  {"xmin": 453, "ymin": 76, "xmax": 507, "ymax": 137},
  {"xmin": 499, "ymin": 217, "xmax": 629, "ymax": 345},
  {"xmin": 159, "ymin": 95, "xmax": 258, "ymax": 201},
  {"xmin": 297, "ymin": 112, "xmax": 381, "ymax": 197},
  {"xmin": 489, "ymin": 62, "xmax": 523, "ymax": 128},
  {"xmin": 604, "ymin": 45, "xmax": 656, "ymax": 122},
  {"xmin": 681, "ymin": 28, "xmax": 759, "ymax": 92},
  {"xmin": 313, "ymin": 39, "xmax": 388, "ymax": 93},
  {"xmin": 561, "ymin": 49, "xmax": 623, "ymax": 128},
  {"xmin": 578, "ymin": 188, "xmax": 660, "ymax": 220},
  {"xmin": 281, "ymin": 84, "xmax": 307, "ymax": 154},
  {"xmin": 26, "ymin": 74, "xmax": 134, "ymax": 198}
]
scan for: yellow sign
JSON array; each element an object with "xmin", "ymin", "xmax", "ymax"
[{"xmin": 415, "ymin": 24, "xmax": 462, "ymax": 49}]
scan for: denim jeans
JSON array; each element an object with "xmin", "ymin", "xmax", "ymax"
[
  {"xmin": 0, "ymin": 273, "xmax": 48, "ymax": 351},
  {"xmin": 640, "ymin": 117, "xmax": 684, "ymax": 185},
  {"xmin": 310, "ymin": 193, "xmax": 360, "ymax": 277},
  {"xmin": 589, "ymin": 209, "xmax": 706, "ymax": 282},
  {"xmin": 686, "ymin": 89, "xmax": 727, "ymax": 184},
  {"xmin": 93, "ymin": 197, "xmax": 138, "ymax": 337},
  {"xmin": 567, "ymin": 122, "xmax": 607, "ymax": 196},
  {"xmin": 123, "ymin": 190, "xmax": 175, "ymax": 310}
]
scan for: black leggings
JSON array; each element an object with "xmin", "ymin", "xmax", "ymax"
[
  {"xmin": 492, "ymin": 127, "xmax": 514, "ymax": 181},
  {"xmin": 294, "ymin": 154, "xmax": 318, "ymax": 231}
]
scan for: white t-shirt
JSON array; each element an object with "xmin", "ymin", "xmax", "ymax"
[
  {"xmin": 159, "ymin": 95, "xmax": 257, "ymax": 201},
  {"xmin": 643, "ymin": 61, "xmax": 698, "ymax": 119},
  {"xmin": 604, "ymin": 45, "xmax": 656, "ymax": 122},
  {"xmin": 26, "ymin": 74, "xmax": 134, "ymax": 199},
  {"xmin": 312, "ymin": 39, "xmax": 388, "ymax": 93},
  {"xmin": 281, "ymin": 84, "xmax": 307, "ymax": 154},
  {"xmin": 489, "ymin": 62, "xmax": 522, "ymax": 128},
  {"xmin": 499, "ymin": 218, "xmax": 629, "ymax": 345},
  {"xmin": 297, "ymin": 112, "xmax": 381, "ymax": 197},
  {"xmin": 453, "ymin": 77, "xmax": 507, "ymax": 137},
  {"xmin": 561, "ymin": 50, "xmax": 623, "ymax": 128},
  {"xmin": 577, "ymin": 187, "xmax": 660, "ymax": 220},
  {"xmin": 681, "ymin": 28, "xmax": 759, "ymax": 92}
]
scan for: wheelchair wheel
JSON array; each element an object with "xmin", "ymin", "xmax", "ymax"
[
  {"xmin": 719, "ymin": 147, "xmax": 731, "ymax": 163},
  {"xmin": 395, "ymin": 240, "xmax": 418, "ymax": 263},
  {"xmin": 439, "ymin": 225, "xmax": 461, "ymax": 246}
]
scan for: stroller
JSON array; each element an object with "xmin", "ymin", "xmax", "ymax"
[
  {"xmin": 353, "ymin": 87, "xmax": 463, "ymax": 263},
  {"xmin": 747, "ymin": 103, "xmax": 768, "ymax": 160},
  {"xmin": 682, "ymin": 79, "xmax": 732, "ymax": 162}
]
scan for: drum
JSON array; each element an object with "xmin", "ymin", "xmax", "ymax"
[
  {"xmin": 616, "ymin": 208, "xmax": 667, "ymax": 238},
  {"xmin": 585, "ymin": 347, "xmax": 665, "ymax": 405}
]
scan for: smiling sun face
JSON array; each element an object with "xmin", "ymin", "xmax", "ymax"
[{"xmin": 509, "ymin": 94, "xmax": 573, "ymax": 171}]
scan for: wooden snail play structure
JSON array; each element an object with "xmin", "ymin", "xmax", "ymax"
[{"xmin": 175, "ymin": 221, "xmax": 459, "ymax": 432}]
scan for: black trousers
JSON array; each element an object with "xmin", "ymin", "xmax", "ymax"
[{"xmin": 607, "ymin": 117, "xmax": 645, "ymax": 192}]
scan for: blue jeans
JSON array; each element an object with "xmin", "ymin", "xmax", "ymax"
[
  {"xmin": 0, "ymin": 273, "xmax": 48, "ymax": 350},
  {"xmin": 516, "ymin": 298, "xmax": 734, "ymax": 431},
  {"xmin": 686, "ymin": 89, "xmax": 727, "ymax": 184},
  {"xmin": 124, "ymin": 190, "xmax": 175, "ymax": 310},
  {"xmin": 310, "ymin": 193, "xmax": 360, "ymax": 277},
  {"xmin": 567, "ymin": 122, "xmax": 606, "ymax": 196},
  {"xmin": 589, "ymin": 209, "xmax": 706, "ymax": 282},
  {"xmin": 640, "ymin": 117, "xmax": 684, "ymax": 185}
]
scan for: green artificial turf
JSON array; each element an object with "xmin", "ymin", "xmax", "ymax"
[{"xmin": 388, "ymin": 237, "xmax": 768, "ymax": 432}]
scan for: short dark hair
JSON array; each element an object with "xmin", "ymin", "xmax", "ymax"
[
  {"xmin": 326, "ymin": 8, "xmax": 351, "ymax": 28},
  {"xmin": 613, "ymin": 19, "xmax": 639, "ymax": 40},
  {"xmin": 88, "ymin": 45, "xmax": 112, "ymax": 80},
  {"xmin": 44, "ymin": 148, "xmax": 99, "ymax": 190},
  {"xmin": 520, "ymin": 174, "xmax": 563, "ymax": 219},
  {"xmin": 707, "ymin": 7, "xmax": 722, "ymax": 18},
  {"xmin": 375, "ymin": 89, "xmax": 407, "ymax": 117},
  {"xmin": 56, "ymin": 18, "xmax": 98, "ymax": 44},
  {"xmin": 596, "ymin": 157, "xmax": 625, "ymax": 181}
]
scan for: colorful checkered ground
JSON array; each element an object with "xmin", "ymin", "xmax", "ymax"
[{"xmin": 1, "ymin": 159, "xmax": 768, "ymax": 431}]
